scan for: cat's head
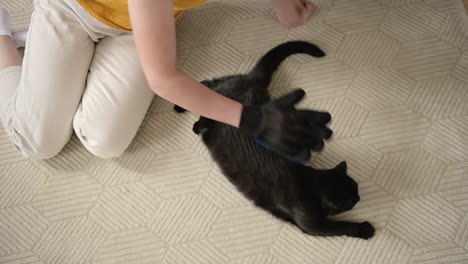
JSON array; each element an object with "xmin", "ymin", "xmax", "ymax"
[{"xmin": 316, "ymin": 161, "xmax": 360, "ymax": 215}]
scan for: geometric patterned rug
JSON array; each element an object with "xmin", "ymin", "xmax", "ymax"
[{"xmin": 1, "ymin": 0, "xmax": 468, "ymax": 263}]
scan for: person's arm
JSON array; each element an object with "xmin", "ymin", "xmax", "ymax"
[
  {"xmin": 128, "ymin": 0, "xmax": 242, "ymax": 127},
  {"xmin": 128, "ymin": 0, "xmax": 332, "ymax": 163}
]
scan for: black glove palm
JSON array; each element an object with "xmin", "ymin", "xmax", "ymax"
[{"xmin": 239, "ymin": 89, "xmax": 332, "ymax": 162}]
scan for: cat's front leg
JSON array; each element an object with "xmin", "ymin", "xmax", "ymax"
[
  {"xmin": 193, "ymin": 117, "xmax": 215, "ymax": 134},
  {"xmin": 295, "ymin": 217, "xmax": 375, "ymax": 239},
  {"xmin": 174, "ymin": 105, "xmax": 187, "ymax": 113},
  {"xmin": 192, "ymin": 121, "xmax": 202, "ymax": 134}
]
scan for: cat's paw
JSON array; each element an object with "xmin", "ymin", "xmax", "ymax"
[
  {"xmin": 352, "ymin": 222, "xmax": 375, "ymax": 240},
  {"xmin": 192, "ymin": 121, "xmax": 202, "ymax": 134},
  {"xmin": 174, "ymin": 105, "xmax": 186, "ymax": 113}
]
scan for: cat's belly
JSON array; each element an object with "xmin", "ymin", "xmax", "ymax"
[{"xmin": 202, "ymin": 125, "xmax": 295, "ymax": 185}]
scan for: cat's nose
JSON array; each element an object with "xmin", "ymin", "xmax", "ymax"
[{"xmin": 355, "ymin": 195, "xmax": 360, "ymax": 203}]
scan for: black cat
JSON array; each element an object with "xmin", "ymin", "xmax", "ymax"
[{"xmin": 175, "ymin": 41, "xmax": 374, "ymax": 239}]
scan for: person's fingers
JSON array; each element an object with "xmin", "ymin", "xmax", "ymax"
[
  {"xmin": 303, "ymin": 1, "xmax": 314, "ymax": 12},
  {"xmin": 277, "ymin": 125, "xmax": 325, "ymax": 151},
  {"xmin": 272, "ymin": 89, "xmax": 305, "ymax": 109},
  {"xmin": 321, "ymin": 127, "xmax": 333, "ymax": 139},
  {"xmin": 301, "ymin": 1, "xmax": 314, "ymax": 23},
  {"xmin": 296, "ymin": 110, "xmax": 332, "ymax": 125}
]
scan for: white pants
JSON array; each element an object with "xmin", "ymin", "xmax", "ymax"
[{"xmin": 0, "ymin": 0, "xmax": 154, "ymax": 159}]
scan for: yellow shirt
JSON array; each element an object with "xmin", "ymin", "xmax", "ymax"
[{"xmin": 77, "ymin": 0, "xmax": 206, "ymax": 31}]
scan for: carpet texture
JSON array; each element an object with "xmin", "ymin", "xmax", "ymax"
[{"xmin": 1, "ymin": 0, "xmax": 468, "ymax": 263}]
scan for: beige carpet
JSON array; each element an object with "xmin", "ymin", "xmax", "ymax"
[{"xmin": 1, "ymin": 0, "xmax": 468, "ymax": 263}]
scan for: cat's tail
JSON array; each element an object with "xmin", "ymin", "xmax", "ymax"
[{"xmin": 249, "ymin": 41, "xmax": 325, "ymax": 81}]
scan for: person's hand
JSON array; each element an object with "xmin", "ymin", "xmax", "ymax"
[
  {"xmin": 271, "ymin": 0, "xmax": 315, "ymax": 28},
  {"xmin": 239, "ymin": 89, "xmax": 332, "ymax": 162}
]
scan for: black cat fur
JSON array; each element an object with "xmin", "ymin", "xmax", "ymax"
[{"xmin": 174, "ymin": 41, "xmax": 375, "ymax": 239}]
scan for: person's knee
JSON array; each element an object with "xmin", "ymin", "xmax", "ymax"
[
  {"xmin": 82, "ymin": 140, "xmax": 127, "ymax": 159},
  {"xmin": 88, "ymin": 144, "xmax": 126, "ymax": 159},
  {"xmin": 1, "ymin": 116, "xmax": 69, "ymax": 160},
  {"xmin": 78, "ymin": 133, "xmax": 129, "ymax": 159},
  {"xmin": 13, "ymin": 133, "xmax": 67, "ymax": 160},
  {"xmin": 23, "ymin": 144, "xmax": 63, "ymax": 159},
  {"xmin": 73, "ymin": 111, "xmax": 139, "ymax": 159}
]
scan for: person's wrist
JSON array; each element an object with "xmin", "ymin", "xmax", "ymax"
[{"xmin": 239, "ymin": 105, "xmax": 263, "ymax": 136}]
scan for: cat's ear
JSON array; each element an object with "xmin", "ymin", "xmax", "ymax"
[{"xmin": 334, "ymin": 161, "xmax": 347, "ymax": 172}]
